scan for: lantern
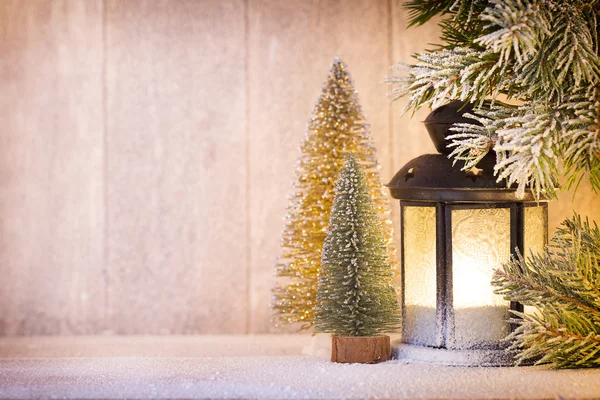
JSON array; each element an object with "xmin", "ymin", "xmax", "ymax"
[{"xmin": 387, "ymin": 102, "xmax": 548, "ymax": 366}]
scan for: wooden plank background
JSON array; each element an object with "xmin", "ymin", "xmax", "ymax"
[
  {"xmin": 0, "ymin": 0, "xmax": 105, "ymax": 334},
  {"xmin": 0, "ymin": 0, "xmax": 598, "ymax": 335},
  {"xmin": 104, "ymin": 0, "xmax": 247, "ymax": 334}
]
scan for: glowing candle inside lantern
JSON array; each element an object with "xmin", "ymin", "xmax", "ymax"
[
  {"xmin": 450, "ymin": 207, "xmax": 511, "ymax": 349},
  {"xmin": 400, "ymin": 203, "xmax": 547, "ymax": 359}
]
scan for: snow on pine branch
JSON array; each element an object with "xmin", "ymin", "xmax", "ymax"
[
  {"xmin": 558, "ymin": 87, "xmax": 600, "ymax": 191},
  {"xmin": 492, "ymin": 214, "xmax": 600, "ymax": 368},
  {"xmin": 447, "ymin": 103, "xmax": 559, "ymax": 199},
  {"xmin": 493, "ymin": 104, "xmax": 559, "ymax": 198},
  {"xmin": 390, "ymin": 0, "xmax": 600, "ymax": 199},
  {"xmin": 447, "ymin": 105, "xmax": 513, "ymax": 170},
  {"xmin": 546, "ymin": 2, "xmax": 600, "ymax": 88},
  {"xmin": 387, "ymin": 48, "xmax": 503, "ymax": 114},
  {"xmin": 476, "ymin": 0, "xmax": 548, "ymax": 65},
  {"xmin": 509, "ymin": 1, "xmax": 600, "ymax": 99}
]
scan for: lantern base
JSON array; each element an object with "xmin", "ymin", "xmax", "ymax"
[{"xmin": 392, "ymin": 343, "xmax": 516, "ymax": 367}]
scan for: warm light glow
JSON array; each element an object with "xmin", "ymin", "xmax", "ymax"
[
  {"xmin": 524, "ymin": 205, "xmax": 548, "ymax": 317},
  {"xmin": 403, "ymin": 206, "xmax": 437, "ymax": 346},
  {"xmin": 451, "ymin": 208, "xmax": 511, "ymax": 348},
  {"xmin": 524, "ymin": 206, "xmax": 547, "ymax": 255},
  {"xmin": 452, "ymin": 208, "xmax": 511, "ymax": 308},
  {"xmin": 402, "ymin": 204, "xmax": 548, "ymax": 349}
]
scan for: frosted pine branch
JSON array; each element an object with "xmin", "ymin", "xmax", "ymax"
[
  {"xmin": 387, "ymin": 48, "xmax": 502, "ymax": 114},
  {"xmin": 476, "ymin": 0, "xmax": 548, "ymax": 65},
  {"xmin": 447, "ymin": 105, "xmax": 513, "ymax": 170},
  {"xmin": 391, "ymin": 0, "xmax": 600, "ymax": 199},
  {"xmin": 446, "ymin": 102, "xmax": 559, "ymax": 198},
  {"xmin": 559, "ymin": 86, "xmax": 600, "ymax": 192},
  {"xmin": 493, "ymin": 103, "xmax": 559, "ymax": 198},
  {"xmin": 492, "ymin": 214, "xmax": 600, "ymax": 368},
  {"xmin": 506, "ymin": 310, "xmax": 600, "ymax": 368}
]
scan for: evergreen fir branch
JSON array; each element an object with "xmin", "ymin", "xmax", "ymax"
[
  {"xmin": 404, "ymin": 0, "xmax": 489, "ymax": 29},
  {"xmin": 446, "ymin": 0, "xmax": 487, "ymax": 24},
  {"xmin": 446, "ymin": 102, "xmax": 560, "ymax": 199},
  {"xmin": 559, "ymin": 86, "xmax": 600, "ymax": 194},
  {"xmin": 446, "ymin": 104, "xmax": 514, "ymax": 170},
  {"xmin": 437, "ymin": 1, "xmax": 488, "ymax": 50},
  {"xmin": 492, "ymin": 214, "xmax": 600, "ymax": 368},
  {"xmin": 475, "ymin": 0, "xmax": 549, "ymax": 65},
  {"xmin": 391, "ymin": 47, "xmax": 502, "ymax": 114},
  {"xmin": 506, "ymin": 311, "xmax": 600, "ymax": 368},
  {"xmin": 552, "ymin": 215, "xmax": 600, "ymax": 299},
  {"xmin": 385, "ymin": 63, "xmax": 414, "ymax": 109},
  {"xmin": 445, "ymin": 129, "xmax": 495, "ymax": 170},
  {"xmin": 493, "ymin": 103, "xmax": 560, "ymax": 198},
  {"xmin": 515, "ymin": 5, "xmax": 600, "ymax": 99},
  {"xmin": 403, "ymin": 0, "xmax": 460, "ymax": 27},
  {"xmin": 446, "ymin": 90, "xmax": 599, "ymax": 199},
  {"xmin": 438, "ymin": 19, "xmax": 487, "ymax": 50},
  {"xmin": 392, "ymin": 0, "xmax": 600, "ymax": 200},
  {"xmin": 493, "ymin": 257, "xmax": 600, "ymax": 318},
  {"xmin": 551, "ymin": 15, "xmax": 600, "ymax": 88}
]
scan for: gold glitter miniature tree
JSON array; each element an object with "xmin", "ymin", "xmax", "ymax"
[{"xmin": 272, "ymin": 57, "xmax": 396, "ymax": 330}]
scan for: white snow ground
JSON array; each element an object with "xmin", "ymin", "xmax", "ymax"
[{"xmin": 0, "ymin": 335, "xmax": 599, "ymax": 399}]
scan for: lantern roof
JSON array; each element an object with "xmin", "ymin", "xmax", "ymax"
[
  {"xmin": 423, "ymin": 101, "xmax": 479, "ymax": 154},
  {"xmin": 387, "ymin": 153, "xmax": 536, "ymax": 202},
  {"xmin": 387, "ymin": 101, "xmax": 540, "ymax": 203}
]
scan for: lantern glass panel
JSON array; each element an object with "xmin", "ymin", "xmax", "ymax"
[
  {"xmin": 403, "ymin": 206, "xmax": 437, "ymax": 346},
  {"xmin": 451, "ymin": 207, "xmax": 511, "ymax": 349},
  {"xmin": 524, "ymin": 205, "xmax": 547, "ymax": 254},
  {"xmin": 523, "ymin": 205, "xmax": 548, "ymax": 316}
]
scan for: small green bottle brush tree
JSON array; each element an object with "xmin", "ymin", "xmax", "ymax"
[{"xmin": 315, "ymin": 154, "xmax": 401, "ymax": 363}]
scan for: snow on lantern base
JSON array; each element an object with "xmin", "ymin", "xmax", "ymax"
[{"xmin": 393, "ymin": 343, "xmax": 517, "ymax": 367}]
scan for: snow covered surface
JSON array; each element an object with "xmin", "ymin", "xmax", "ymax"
[{"xmin": 1, "ymin": 335, "xmax": 600, "ymax": 399}]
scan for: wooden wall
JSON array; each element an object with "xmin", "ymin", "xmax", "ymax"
[{"xmin": 0, "ymin": 0, "xmax": 598, "ymax": 335}]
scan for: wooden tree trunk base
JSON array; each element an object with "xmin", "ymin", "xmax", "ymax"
[{"xmin": 331, "ymin": 335, "xmax": 391, "ymax": 364}]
